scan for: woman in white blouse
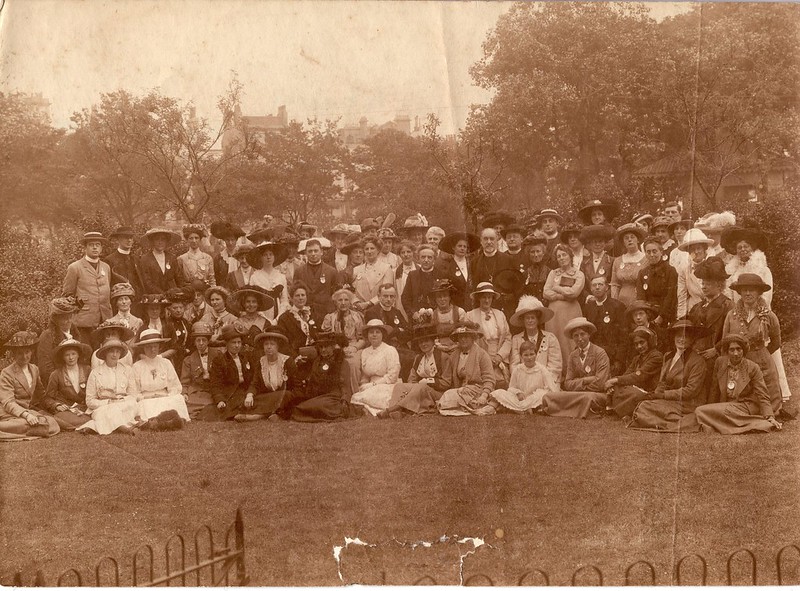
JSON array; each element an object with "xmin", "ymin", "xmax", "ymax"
[
  {"xmin": 464, "ymin": 282, "xmax": 512, "ymax": 388},
  {"xmin": 352, "ymin": 236, "xmax": 395, "ymax": 311},
  {"xmin": 349, "ymin": 319, "xmax": 401, "ymax": 415},
  {"xmin": 245, "ymin": 330, "xmax": 296, "ymax": 421},
  {"xmin": 90, "ymin": 319, "xmax": 135, "ymax": 369},
  {"xmin": 129, "ymin": 329, "xmax": 190, "ymax": 424},
  {"xmin": 79, "ymin": 339, "xmax": 139, "ymax": 435},
  {"xmin": 248, "ymin": 242, "xmax": 290, "ymax": 319},
  {"xmin": 508, "ymin": 295, "xmax": 562, "ymax": 385}
]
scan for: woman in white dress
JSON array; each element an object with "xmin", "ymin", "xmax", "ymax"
[
  {"xmin": 90, "ymin": 319, "xmax": 135, "ymax": 369},
  {"xmin": 129, "ymin": 329, "xmax": 190, "ymax": 425},
  {"xmin": 352, "ymin": 236, "xmax": 395, "ymax": 311},
  {"xmin": 491, "ymin": 341, "xmax": 559, "ymax": 413},
  {"xmin": 508, "ymin": 295, "xmax": 561, "ymax": 385},
  {"xmin": 79, "ymin": 339, "xmax": 139, "ymax": 435},
  {"xmin": 248, "ymin": 242, "xmax": 290, "ymax": 319},
  {"xmin": 544, "ymin": 244, "xmax": 586, "ymax": 369},
  {"xmin": 464, "ymin": 282, "xmax": 512, "ymax": 388},
  {"xmin": 350, "ymin": 319, "xmax": 401, "ymax": 415}
]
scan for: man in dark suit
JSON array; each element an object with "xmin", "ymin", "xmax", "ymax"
[
  {"xmin": 365, "ymin": 283, "xmax": 414, "ymax": 378},
  {"xmin": 581, "ymin": 275, "xmax": 627, "ymax": 375},
  {"xmin": 469, "ymin": 228, "xmax": 512, "ymax": 291},
  {"xmin": 292, "ymin": 239, "xmax": 341, "ymax": 325},
  {"xmin": 579, "ymin": 225, "xmax": 615, "ymax": 303},
  {"xmin": 401, "ymin": 244, "xmax": 442, "ymax": 316},
  {"xmin": 104, "ymin": 226, "xmax": 144, "ymax": 300},
  {"xmin": 210, "ymin": 222, "xmax": 246, "ymax": 287},
  {"xmin": 138, "ymin": 228, "xmax": 184, "ymax": 294}
]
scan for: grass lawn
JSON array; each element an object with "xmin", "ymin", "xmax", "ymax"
[{"xmin": 2, "ymin": 372, "xmax": 800, "ymax": 586}]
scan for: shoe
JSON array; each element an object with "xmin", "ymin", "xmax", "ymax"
[
  {"xmin": 114, "ymin": 425, "xmax": 136, "ymax": 435},
  {"xmin": 267, "ymin": 413, "xmax": 282, "ymax": 422},
  {"xmin": 389, "ymin": 410, "xmax": 407, "ymax": 420},
  {"xmin": 376, "ymin": 410, "xmax": 391, "ymax": 419}
]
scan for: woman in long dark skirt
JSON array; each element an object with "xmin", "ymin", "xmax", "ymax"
[
  {"xmin": 247, "ymin": 328, "xmax": 298, "ymax": 421},
  {"xmin": 606, "ymin": 327, "xmax": 663, "ymax": 419}
]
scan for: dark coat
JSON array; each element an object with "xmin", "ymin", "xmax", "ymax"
[
  {"xmin": 688, "ymin": 294, "xmax": 733, "ymax": 352},
  {"xmin": 407, "ymin": 349, "xmax": 452, "ymax": 391},
  {"xmin": 401, "ymin": 268, "xmax": 442, "ymax": 316},
  {"xmin": 653, "ymin": 349, "xmax": 707, "ymax": 411},
  {"xmin": 42, "ymin": 364, "xmax": 91, "ymax": 411},
  {"xmin": 563, "ymin": 343, "xmax": 610, "ymax": 393},
  {"xmin": 636, "ymin": 259, "xmax": 678, "ymax": 324},
  {"xmin": 614, "ymin": 349, "xmax": 663, "ymax": 392},
  {"xmin": 138, "ymin": 251, "xmax": 182, "ymax": 294},
  {"xmin": 104, "ymin": 250, "xmax": 144, "ymax": 296},
  {"xmin": 469, "ymin": 251, "xmax": 513, "ymax": 287},
  {"xmin": 522, "ymin": 263, "xmax": 550, "ymax": 303},
  {"xmin": 276, "ymin": 310, "xmax": 313, "ymax": 356},
  {"xmin": 292, "ymin": 262, "xmax": 341, "ymax": 324},
  {"xmin": 364, "ymin": 304, "xmax": 410, "ymax": 347},
  {"xmin": 581, "ymin": 296, "xmax": 627, "ymax": 367},
  {"xmin": 579, "ymin": 252, "xmax": 614, "ymax": 300},
  {"xmin": 712, "ymin": 356, "xmax": 772, "ymax": 417},
  {"xmin": 209, "ymin": 351, "xmax": 254, "ymax": 404},
  {"xmin": 180, "ymin": 348, "xmax": 222, "ymax": 397},
  {"xmin": 434, "ymin": 256, "xmax": 470, "ymax": 310}
]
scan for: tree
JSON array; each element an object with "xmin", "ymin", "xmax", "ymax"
[
  {"xmin": 469, "ymin": 2, "xmax": 664, "ymax": 206},
  {"xmin": 70, "ymin": 76, "xmax": 254, "ymax": 223}
]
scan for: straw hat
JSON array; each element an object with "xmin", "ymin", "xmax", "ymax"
[
  {"xmin": 247, "ymin": 242, "xmax": 289, "ymax": 268},
  {"xmin": 80, "ymin": 231, "xmax": 109, "ymax": 245},
  {"xmin": 91, "ymin": 319, "xmax": 135, "ymax": 347},
  {"xmin": 141, "ymin": 228, "xmax": 181, "ymax": 248},
  {"xmin": 577, "ymin": 199, "xmax": 620, "ymax": 225},
  {"xmin": 324, "ymin": 223, "xmax": 352, "ymax": 239},
  {"xmin": 729, "ymin": 273, "xmax": 771, "ymax": 294},
  {"xmin": 535, "ymin": 208, "xmax": 564, "ymax": 226},
  {"xmin": 234, "ymin": 287, "xmax": 275, "ymax": 312},
  {"xmin": 677, "ymin": 228, "xmax": 714, "ymax": 252},
  {"xmin": 564, "ymin": 317, "xmax": 597, "ymax": 338},
  {"xmin": 296, "ymin": 220, "xmax": 318, "ymax": 235},
  {"xmin": 651, "ymin": 216, "xmax": 672, "ymax": 231},
  {"xmin": 52, "ymin": 339, "xmax": 92, "ymax": 366},
  {"xmin": 615, "ymin": 223, "xmax": 647, "ymax": 244},
  {"xmin": 131, "ymin": 328, "xmax": 171, "ymax": 349},
  {"xmin": 470, "ymin": 282, "xmax": 501, "ymax": 300},
  {"xmin": 2, "ymin": 331, "xmax": 39, "ymax": 351},
  {"xmin": 254, "ymin": 328, "xmax": 289, "ymax": 347},
  {"xmin": 631, "ymin": 212, "xmax": 654, "ymax": 226},
  {"xmin": 509, "ymin": 295, "xmax": 554, "ymax": 327},
  {"xmin": 450, "ymin": 321, "xmax": 483, "ymax": 338},
  {"xmin": 396, "ymin": 213, "xmax": 429, "ymax": 234},
  {"xmin": 190, "ymin": 322, "xmax": 213, "ymax": 338},
  {"xmin": 96, "ymin": 338, "xmax": 129, "ymax": 361},
  {"xmin": 694, "ymin": 211, "xmax": 736, "ymax": 234},
  {"xmin": 439, "ymin": 231, "xmax": 481, "ymax": 255},
  {"xmin": 182, "ymin": 224, "xmax": 207, "ymax": 239},
  {"xmin": 363, "ymin": 318, "xmax": 392, "ymax": 338}
]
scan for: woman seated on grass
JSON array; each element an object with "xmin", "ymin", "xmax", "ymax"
[
  {"xmin": 321, "ymin": 285, "xmax": 366, "ymax": 392},
  {"xmin": 276, "ymin": 281, "xmax": 316, "ymax": 357},
  {"xmin": 491, "ymin": 340, "xmax": 559, "ymax": 414},
  {"xmin": 282, "ymin": 330, "xmax": 366, "ymax": 422},
  {"xmin": 79, "ymin": 339, "xmax": 139, "ymax": 435},
  {"xmin": 198, "ymin": 323, "xmax": 255, "ymax": 422},
  {"xmin": 245, "ymin": 328, "xmax": 298, "ymax": 421},
  {"xmin": 692, "ymin": 334, "xmax": 782, "ymax": 434},
  {"xmin": 349, "ymin": 319, "xmax": 401, "ymax": 416},
  {"xmin": 381, "ymin": 323, "xmax": 452, "ymax": 418},
  {"xmin": 464, "ymin": 282, "xmax": 511, "ymax": 388},
  {"xmin": 606, "ymin": 327, "xmax": 663, "ymax": 419},
  {"xmin": 627, "ymin": 319, "xmax": 709, "ymax": 432},
  {"xmin": 0, "ymin": 331, "xmax": 60, "ymax": 440},
  {"xmin": 429, "ymin": 279, "xmax": 465, "ymax": 355},
  {"xmin": 180, "ymin": 322, "xmax": 220, "ymax": 418},
  {"xmin": 508, "ymin": 295, "xmax": 561, "ymax": 384},
  {"xmin": 542, "ymin": 317, "xmax": 610, "ymax": 419},
  {"xmin": 129, "ymin": 329, "xmax": 190, "ymax": 428},
  {"xmin": 437, "ymin": 322, "xmax": 496, "ymax": 416},
  {"xmin": 90, "ymin": 319, "xmax": 135, "ymax": 369},
  {"xmin": 41, "ymin": 339, "xmax": 92, "ymax": 431}
]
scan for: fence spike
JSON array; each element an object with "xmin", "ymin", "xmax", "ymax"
[
  {"xmin": 94, "ymin": 556, "xmax": 119, "ymax": 587},
  {"xmin": 464, "ymin": 573, "xmax": 494, "ymax": 586},
  {"xmin": 676, "ymin": 554, "xmax": 707, "ymax": 586},
  {"xmin": 132, "ymin": 544, "xmax": 155, "ymax": 586},
  {"xmin": 57, "ymin": 568, "xmax": 83, "ymax": 587},
  {"xmin": 777, "ymin": 544, "xmax": 800, "ymax": 585},
  {"xmin": 571, "ymin": 564, "xmax": 603, "ymax": 586},
  {"xmin": 727, "ymin": 548, "xmax": 757, "ymax": 585},
  {"xmin": 33, "ymin": 570, "xmax": 46, "ymax": 587},
  {"xmin": 517, "ymin": 569, "xmax": 550, "ymax": 586},
  {"xmin": 625, "ymin": 560, "xmax": 656, "ymax": 586}
]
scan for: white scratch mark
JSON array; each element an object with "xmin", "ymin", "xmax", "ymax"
[
  {"xmin": 333, "ymin": 537, "xmax": 376, "ymax": 583},
  {"xmin": 457, "ymin": 537, "xmax": 486, "ymax": 585}
]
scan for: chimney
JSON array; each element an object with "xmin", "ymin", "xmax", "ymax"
[{"xmin": 278, "ymin": 105, "xmax": 288, "ymax": 126}]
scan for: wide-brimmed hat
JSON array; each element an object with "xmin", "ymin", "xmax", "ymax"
[
  {"xmin": 668, "ymin": 217, "xmax": 694, "ymax": 235},
  {"xmin": 52, "ymin": 339, "xmax": 92, "ymax": 366},
  {"xmin": 408, "ymin": 323, "xmax": 439, "ymax": 348},
  {"xmin": 678, "ymin": 228, "xmax": 714, "ymax": 251},
  {"xmin": 559, "ymin": 222, "xmax": 584, "ymax": 243},
  {"xmin": 80, "ymin": 231, "xmax": 109, "ymax": 246},
  {"xmin": 91, "ymin": 320, "xmax": 135, "ymax": 348},
  {"xmin": 232, "ymin": 243, "xmax": 256, "ymax": 260},
  {"xmin": 450, "ymin": 321, "xmax": 483, "ymax": 338},
  {"xmin": 631, "ymin": 212, "xmax": 654, "ymax": 226},
  {"xmin": 498, "ymin": 223, "xmax": 524, "ymax": 240},
  {"xmin": 522, "ymin": 230, "xmax": 549, "ymax": 248},
  {"xmin": 296, "ymin": 220, "xmax": 318, "ymax": 235},
  {"xmin": 2, "ymin": 331, "xmax": 39, "ymax": 351},
  {"xmin": 276, "ymin": 231, "xmax": 301, "ymax": 248},
  {"xmin": 668, "ymin": 319, "xmax": 709, "ymax": 338},
  {"xmin": 49, "ymin": 296, "xmax": 84, "ymax": 316},
  {"xmin": 109, "ymin": 226, "xmax": 136, "ymax": 240},
  {"xmin": 360, "ymin": 218, "xmax": 381, "ymax": 233},
  {"xmin": 96, "ymin": 338, "xmax": 129, "ymax": 361},
  {"xmin": 396, "ymin": 213, "xmax": 429, "ymax": 234},
  {"xmin": 564, "ymin": 317, "xmax": 596, "ymax": 338},
  {"xmin": 470, "ymin": 282, "xmax": 501, "ymax": 300},
  {"xmin": 494, "ymin": 269, "xmax": 524, "ymax": 294},
  {"xmin": 579, "ymin": 224, "xmax": 614, "ymax": 244},
  {"xmin": 510, "ymin": 295, "xmax": 555, "ymax": 327},
  {"xmin": 110, "ymin": 282, "xmax": 136, "ymax": 301},
  {"xmin": 577, "ymin": 199, "xmax": 621, "ymax": 225},
  {"xmin": 141, "ymin": 228, "xmax": 181, "ymax": 248},
  {"xmin": 694, "ymin": 211, "xmax": 736, "ymax": 234},
  {"xmin": 363, "ymin": 318, "xmax": 392, "ymax": 338},
  {"xmin": 615, "ymin": 223, "xmax": 647, "ymax": 244},
  {"xmin": 651, "ymin": 216, "xmax": 672, "ymax": 231},
  {"xmin": 340, "ymin": 234, "xmax": 364, "ymax": 255},
  {"xmin": 625, "ymin": 300, "xmax": 658, "ymax": 323},
  {"xmin": 324, "ymin": 223, "xmax": 352, "ymax": 239},
  {"xmin": 165, "ymin": 286, "xmax": 194, "ymax": 305},
  {"xmin": 132, "ymin": 328, "xmax": 172, "ymax": 349},
  {"xmin": 376, "ymin": 227, "xmax": 397, "ymax": 240},
  {"xmin": 210, "ymin": 221, "xmax": 245, "ymax": 240},
  {"xmin": 439, "ymin": 231, "xmax": 481, "ymax": 255},
  {"xmin": 254, "ymin": 328, "xmax": 289, "ymax": 347},
  {"xmin": 482, "ymin": 211, "xmax": 515, "ymax": 229},
  {"xmin": 720, "ymin": 225, "xmax": 768, "ymax": 254},
  {"xmin": 430, "ymin": 278, "xmax": 456, "ymax": 295},
  {"xmin": 299, "ymin": 237, "xmax": 331, "ymax": 252},
  {"xmin": 693, "ymin": 256, "xmax": 730, "ymax": 282},
  {"xmin": 247, "ymin": 242, "xmax": 289, "ymax": 268},
  {"xmin": 234, "ymin": 287, "xmax": 275, "ymax": 312},
  {"xmin": 535, "ymin": 208, "xmax": 564, "ymax": 226},
  {"xmin": 141, "ymin": 293, "xmax": 169, "ymax": 306},
  {"xmin": 218, "ymin": 323, "xmax": 248, "ymax": 342},
  {"xmin": 312, "ymin": 330, "xmax": 349, "ymax": 348},
  {"xmin": 718, "ymin": 334, "xmax": 750, "ymax": 355},
  {"xmin": 190, "ymin": 322, "xmax": 213, "ymax": 338},
  {"xmin": 189, "ymin": 279, "xmax": 209, "ymax": 295},
  {"xmin": 182, "ymin": 224, "xmax": 207, "ymax": 239},
  {"xmin": 729, "ymin": 273, "xmax": 771, "ymax": 294},
  {"xmin": 331, "ymin": 284, "xmax": 357, "ymax": 302},
  {"xmin": 205, "ymin": 286, "xmax": 231, "ymax": 302}
]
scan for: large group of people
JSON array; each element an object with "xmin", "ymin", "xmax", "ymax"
[{"xmin": 0, "ymin": 200, "xmax": 792, "ymax": 440}]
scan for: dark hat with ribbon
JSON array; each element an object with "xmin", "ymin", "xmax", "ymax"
[
  {"xmin": 729, "ymin": 273, "xmax": 771, "ymax": 294},
  {"xmin": 481, "ymin": 211, "xmax": 515, "ymax": 228},
  {"xmin": 559, "ymin": 222, "xmax": 584, "ymax": 243},
  {"xmin": 720, "ymin": 225, "xmax": 769, "ymax": 255},
  {"xmin": 2, "ymin": 331, "xmax": 39, "ymax": 351},
  {"xmin": 577, "ymin": 199, "xmax": 621, "ymax": 225},
  {"xmin": 165, "ymin": 287, "xmax": 194, "ymax": 305},
  {"xmin": 439, "ymin": 231, "xmax": 481, "ymax": 255},
  {"xmin": 693, "ymin": 256, "xmax": 730, "ymax": 282},
  {"xmin": 210, "ymin": 221, "xmax": 245, "ymax": 240},
  {"xmin": 52, "ymin": 339, "xmax": 92, "ymax": 366},
  {"xmin": 109, "ymin": 226, "xmax": 136, "ymax": 239}
]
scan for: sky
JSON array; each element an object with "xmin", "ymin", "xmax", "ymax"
[{"xmin": 0, "ymin": 1, "xmax": 693, "ymax": 134}]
